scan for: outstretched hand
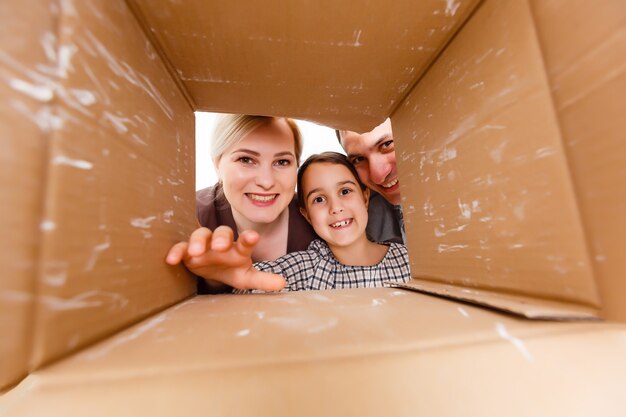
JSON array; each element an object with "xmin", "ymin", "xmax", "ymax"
[{"xmin": 166, "ymin": 226, "xmax": 286, "ymax": 291}]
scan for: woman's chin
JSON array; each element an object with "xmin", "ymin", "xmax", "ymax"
[{"xmin": 241, "ymin": 210, "xmax": 284, "ymax": 225}]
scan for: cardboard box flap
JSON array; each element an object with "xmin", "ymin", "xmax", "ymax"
[
  {"xmin": 25, "ymin": 0, "xmax": 198, "ymax": 371},
  {"xmin": 0, "ymin": 0, "xmax": 52, "ymax": 390},
  {"xmin": 128, "ymin": 0, "xmax": 481, "ymax": 132},
  {"xmin": 3, "ymin": 289, "xmax": 626, "ymax": 416},
  {"xmin": 529, "ymin": 0, "xmax": 626, "ymax": 322},
  {"xmin": 392, "ymin": 279, "xmax": 599, "ymax": 320},
  {"xmin": 392, "ymin": 0, "xmax": 601, "ymax": 319}
]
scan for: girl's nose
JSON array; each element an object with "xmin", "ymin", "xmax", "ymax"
[{"xmin": 330, "ymin": 201, "xmax": 344, "ymax": 215}]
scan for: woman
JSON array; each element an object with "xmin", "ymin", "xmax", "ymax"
[{"xmin": 169, "ymin": 114, "xmax": 317, "ymax": 292}]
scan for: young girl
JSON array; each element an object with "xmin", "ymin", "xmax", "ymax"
[
  {"xmin": 249, "ymin": 151, "xmax": 410, "ymax": 291},
  {"xmin": 176, "ymin": 152, "xmax": 410, "ymax": 292}
]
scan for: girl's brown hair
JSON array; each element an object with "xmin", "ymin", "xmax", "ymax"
[{"xmin": 297, "ymin": 151, "xmax": 367, "ymax": 209}]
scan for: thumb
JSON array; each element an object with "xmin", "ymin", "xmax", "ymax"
[{"xmin": 242, "ymin": 270, "xmax": 286, "ymax": 292}]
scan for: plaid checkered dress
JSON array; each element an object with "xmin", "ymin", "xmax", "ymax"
[{"xmin": 248, "ymin": 239, "xmax": 410, "ymax": 292}]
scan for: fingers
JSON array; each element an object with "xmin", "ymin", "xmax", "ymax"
[
  {"xmin": 167, "ymin": 226, "xmax": 285, "ymax": 293},
  {"xmin": 187, "ymin": 227, "xmax": 212, "ymax": 256},
  {"xmin": 166, "ymin": 241, "xmax": 188, "ymax": 265},
  {"xmin": 210, "ymin": 225, "xmax": 235, "ymax": 251},
  {"xmin": 243, "ymin": 270, "xmax": 286, "ymax": 292},
  {"xmin": 235, "ymin": 230, "xmax": 260, "ymax": 257}
]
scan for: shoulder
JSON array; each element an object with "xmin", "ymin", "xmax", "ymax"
[
  {"xmin": 282, "ymin": 239, "xmax": 328, "ymax": 262},
  {"xmin": 384, "ymin": 242, "xmax": 409, "ymax": 264},
  {"xmin": 196, "ymin": 184, "xmax": 232, "ymax": 229},
  {"xmin": 255, "ymin": 240, "xmax": 325, "ymax": 275},
  {"xmin": 196, "ymin": 184, "xmax": 225, "ymax": 207},
  {"xmin": 366, "ymin": 192, "xmax": 403, "ymax": 244},
  {"xmin": 368, "ymin": 192, "xmax": 395, "ymax": 215},
  {"xmin": 286, "ymin": 196, "xmax": 319, "ymax": 252},
  {"xmin": 307, "ymin": 239, "xmax": 332, "ymax": 257}
]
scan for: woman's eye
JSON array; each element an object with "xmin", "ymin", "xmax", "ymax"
[
  {"xmin": 275, "ymin": 159, "xmax": 292, "ymax": 167},
  {"xmin": 237, "ymin": 156, "xmax": 254, "ymax": 164}
]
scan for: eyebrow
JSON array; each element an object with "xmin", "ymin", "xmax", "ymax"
[
  {"xmin": 306, "ymin": 180, "xmax": 357, "ymax": 201},
  {"xmin": 230, "ymin": 149, "xmax": 295, "ymax": 158},
  {"xmin": 346, "ymin": 135, "xmax": 391, "ymax": 160}
]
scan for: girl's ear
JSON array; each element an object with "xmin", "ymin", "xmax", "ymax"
[
  {"xmin": 299, "ymin": 207, "xmax": 312, "ymax": 224},
  {"xmin": 362, "ymin": 187, "xmax": 371, "ymax": 208}
]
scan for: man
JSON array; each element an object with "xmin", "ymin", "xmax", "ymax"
[{"xmin": 336, "ymin": 118, "xmax": 405, "ymax": 244}]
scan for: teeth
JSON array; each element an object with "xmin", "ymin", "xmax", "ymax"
[
  {"xmin": 248, "ymin": 194, "xmax": 277, "ymax": 202},
  {"xmin": 331, "ymin": 219, "xmax": 351, "ymax": 228},
  {"xmin": 381, "ymin": 178, "xmax": 398, "ymax": 188}
]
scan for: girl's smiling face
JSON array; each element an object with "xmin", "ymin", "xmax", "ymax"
[{"xmin": 300, "ymin": 162, "xmax": 370, "ymax": 249}]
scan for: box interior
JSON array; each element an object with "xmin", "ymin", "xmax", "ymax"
[{"xmin": 1, "ymin": 0, "xmax": 625, "ymax": 404}]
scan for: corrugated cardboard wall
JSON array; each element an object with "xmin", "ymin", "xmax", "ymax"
[
  {"xmin": 129, "ymin": 0, "xmax": 481, "ymax": 133},
  {"xmin": 2, "ymin": 0, "xmax": 623, "ymax": 394},
  {"xmin": 28, "ymin": 0, "xmax": 198, "ymax": 369},
  {"xmin": 1, "ymin": 0, "xmax": 198, "ymax": 389},
  {"xmin": 0, "ymin": 0, "xmax": 53, "ymax": 390},
  {"xmin": 530, "ymin": 0, "xmax": 626, "ymax": 321},
  {"xmin": 391, "ymin": 0, "xmax": 600, "ymax": 307}
]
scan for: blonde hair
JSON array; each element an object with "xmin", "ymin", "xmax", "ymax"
[{"xmin": 211, "ymin": 114, "xmax": 303, "ymax": 166}]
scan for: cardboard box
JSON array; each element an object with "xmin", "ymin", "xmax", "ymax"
[{"xmin": 1, "ymin": 0, "xmax": 625, "ymax": 414}]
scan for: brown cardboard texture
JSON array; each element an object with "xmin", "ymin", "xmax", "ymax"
[
  {"xmin": 529, "ymin": 0, "xmax": 626, "ymax": 323},
  {"xmin": 129, "ymin": 0, "xmax": 481, "ymax": 132},
  {"xmin": 1, "ymin": 0, "xmax": 198, "ymax": 388},
  {"xmin": 0, "ymin": 0, "xmax": 51, "ymax": 389},
  {"xmin": 3, "ymin": 289, "xmax": 626, "ymax": 416},
  {"xmin": 391, "ymin": 0, "xmax": 600, "ymax": 318},
  {"xmin": 2, "ymin": 0, "xmax": 626, "ymax": 411}
]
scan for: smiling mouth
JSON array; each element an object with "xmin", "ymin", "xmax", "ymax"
[
  {"xmin": 246, "ymin": 193, "xmax": 278, "ymax": 202},
  {"xmin": 381, "ymin": 178, "xmax": 398, "ymax": 189},
  {"xmin": 330, "ymin": 219, "xmax": 353, "ymax": 228}
]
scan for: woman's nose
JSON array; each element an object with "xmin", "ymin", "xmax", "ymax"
[{"xmin": 254, "ymin": 164, "xmax": 276, "ymax": 189}]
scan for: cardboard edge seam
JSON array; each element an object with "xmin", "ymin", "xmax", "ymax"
[
  {"xmin": 124, "ymin": 0, "xmax": 197, "ymax": 112},
  {"xmin": 388, "ymin": 0, "xmax": 485, "ymax": 119},
  {"xmin": 525, "ymin": 0, "xmax": 605, "ymax": 316},
  {"xmin": 388, "ymin": 280, "xmax": 601, "ymax": 321}
]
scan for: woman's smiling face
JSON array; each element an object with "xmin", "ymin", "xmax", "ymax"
[
  {"xmin": 216, "ymin": 118, "xmax": 298, "ymax": 225},
  {"xmin": 300, "ymin": 162, "xmax": 370, "ymax": 249}
]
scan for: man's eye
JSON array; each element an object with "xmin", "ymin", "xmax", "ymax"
[{"xmin": 351, "ymin": 156, "xmax": 365, "ymax": 165}]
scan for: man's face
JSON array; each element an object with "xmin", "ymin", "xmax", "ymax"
[{"xmin": 339, "ymin": 118, "xmax": 401, "ymax": 205}]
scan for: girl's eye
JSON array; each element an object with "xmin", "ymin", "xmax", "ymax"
[
  {"xmin": 275, "ymin": 159, "xmax": 292, "ymax": 167},
  {"xmin": 312, "ymin": 196, "xmax": 325, "ymax": 204},
  {"xmin": 340, "ymin": 188, "xmax": 353, "ymax": 196}
]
